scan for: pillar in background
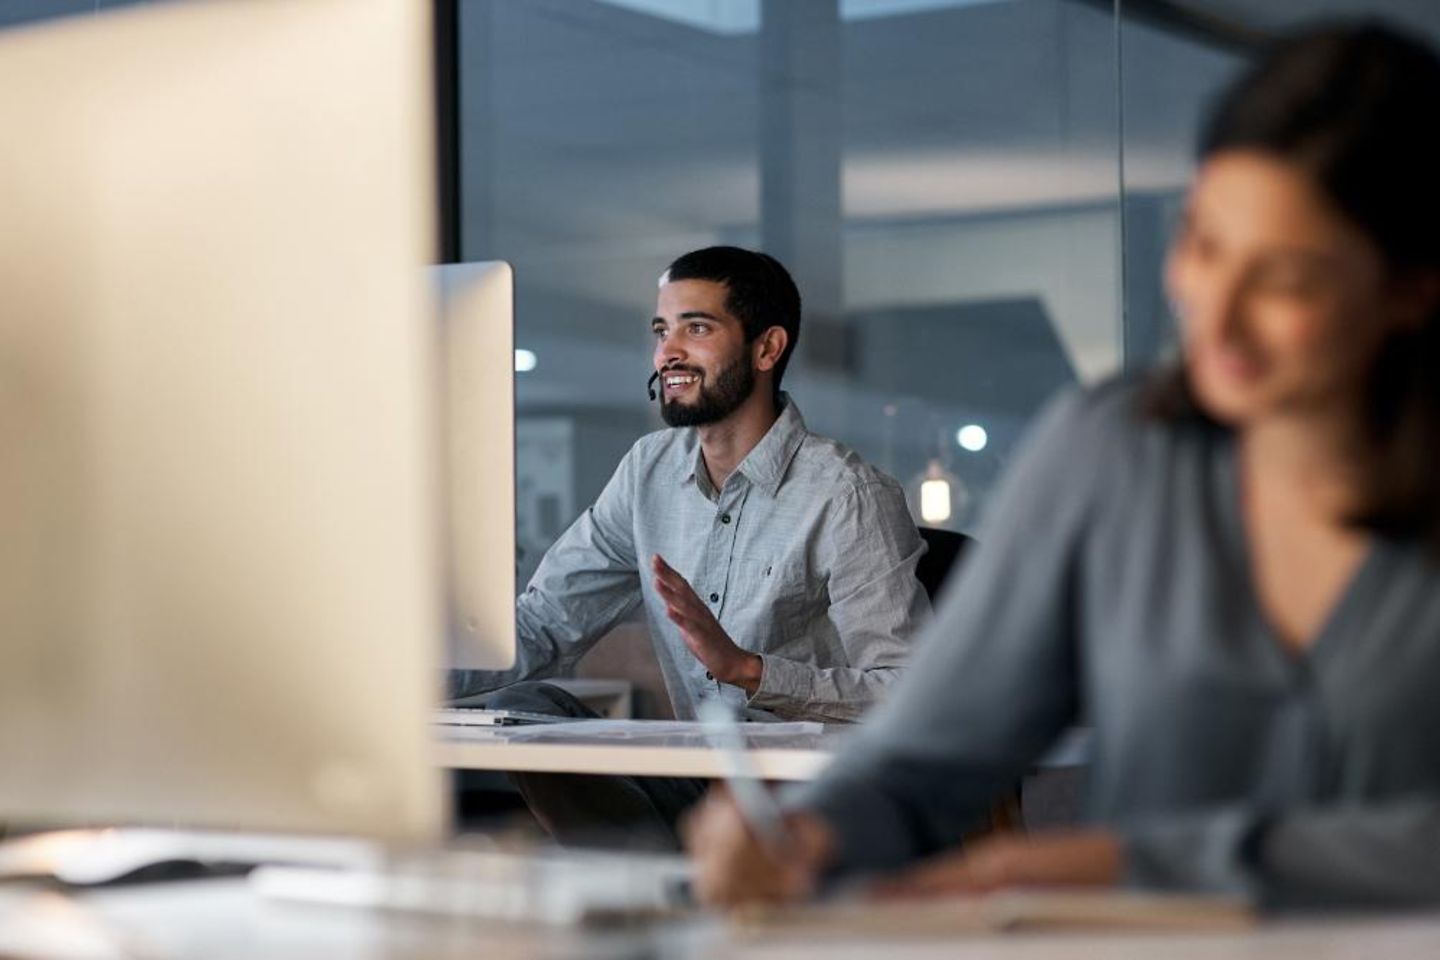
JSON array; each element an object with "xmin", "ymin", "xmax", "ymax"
[{"xmin": 759, "ymin": 0, "xmax": 848, "ymax": 373}]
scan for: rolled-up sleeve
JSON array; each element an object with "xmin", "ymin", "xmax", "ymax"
[{"xmin": 746, "ymin": 479, "xmax": 929, "ymax": 722}]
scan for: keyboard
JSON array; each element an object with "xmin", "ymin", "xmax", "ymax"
[
  {"xmin": 432, "ymin": 707, "xmax": 577, "ymax": 727},
  {"xmin": 251, "ymin": 845, "xmax": 693, "ymax": 926}
]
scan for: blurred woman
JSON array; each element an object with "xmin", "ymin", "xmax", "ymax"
[{"xmin": 686, "ymin": 21, "xmax": 1440, "ymax": 911}]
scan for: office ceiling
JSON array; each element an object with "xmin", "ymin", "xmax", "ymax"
[
  {"xmin": 460, "ymin": 0, "xmax": 1438, "ymax": 381},
  {"xmin": 471, "ymin": 0, "xmax": 1440, "ymax": 277},
  {"xmin": 468, "ymin": 0, "xmax": 1220, "ymax": 260}
]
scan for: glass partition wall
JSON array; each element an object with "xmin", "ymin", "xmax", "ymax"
[
  {"xmin": 460, "ymin": 0, "xmax": 1125, "ymax": 578},
  {"xmin": 10, "ymin": 0, "xmax": 1436, "ymax": 698},
  {"xmin": 5, "ymin": 2, "xmax": 1435, "ymax": 558},
  {"xmin": 457, "ymin": 0, "xmax": 1440, "ymax": 579}
]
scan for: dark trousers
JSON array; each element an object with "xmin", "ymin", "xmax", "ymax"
[{"xmin": 487, "ymin": 681, "xmax": 709, "ymax": 851}]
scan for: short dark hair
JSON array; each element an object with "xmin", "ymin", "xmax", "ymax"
[
  {"xmin": 662, "ymin": 246, "xmax": 802, "ymax": 395},
  {"xmin": 1148, "ymin": 21, "xmax": 1440, "ymax": 548}
]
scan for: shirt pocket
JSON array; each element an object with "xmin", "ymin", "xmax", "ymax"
[{"xmin": 726, "ymin": 555, "xmax": 816, "ymax": 651}]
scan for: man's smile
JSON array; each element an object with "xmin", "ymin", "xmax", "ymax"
[{"xmin": 662, "ymin": 371, "xmax": 701, "ymax": 397}]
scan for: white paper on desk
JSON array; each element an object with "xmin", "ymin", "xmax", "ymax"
[{"xmin": 488, "ymin": 718, "xmax": 824, "ymax": 746}]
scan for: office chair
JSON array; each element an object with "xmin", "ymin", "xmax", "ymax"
[{"xmin": 916, "ymin": 526, "xmax": 973, "ymax": 604}]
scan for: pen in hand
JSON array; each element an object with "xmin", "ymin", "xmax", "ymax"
[{"xmin": 696, "ymin": 700, "xmax": 794, "ymax": 855}]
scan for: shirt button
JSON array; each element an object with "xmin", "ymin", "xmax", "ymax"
[
  {"xmin": 709, "ymin": 592, "xmax": 720, "ymax": 603},
  {"xmin": 720, "ymin": 513, "xmax": 732, "ymax": 524}
]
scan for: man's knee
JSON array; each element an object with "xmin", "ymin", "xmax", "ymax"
[{"xmin": 486, "ymin": 680, "xmax": 597, "ymax": 719}]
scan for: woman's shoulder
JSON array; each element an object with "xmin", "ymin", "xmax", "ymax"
[
  {"xmin": 1048, "ymin": 371, "xmax": 1215, "ymax": 443},
  {"xmin": 1032, "ymin": 373, "xmax": 1194, "ymax": 451},
  {"xmin": 1018, "ymin": 373, "xmax": 1225, "ymax": 498}
]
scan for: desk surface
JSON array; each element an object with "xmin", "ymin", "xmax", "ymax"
[
  {"xmin": 4, "ymin": 878, "xmax": 1440, "ymax": 960},
  {"xmin": 435, "ymin": 719, "xmax": 838, "ymax": 780},
  {"xmin": 434, "ymin": 720, "xmax": 1092, "ymax": 782}
]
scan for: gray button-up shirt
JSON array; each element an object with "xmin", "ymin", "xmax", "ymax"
[
  {"xmin": 451, "ymin": 397, "xmax": 930, "ymax": 722},
  {"xmin": 797, "ymin": 379, "xmax": 1440, "ymax": 908}
]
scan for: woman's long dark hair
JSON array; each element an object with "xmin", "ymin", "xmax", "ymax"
[{"xmin": 1148, "ymin": 21, "xmax": 1440, "ymax": 548}]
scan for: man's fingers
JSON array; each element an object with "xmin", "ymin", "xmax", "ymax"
[
  {"xmin": 658, "ymin": 578, "xmax": 701, "ymax": 609},
  {"xmin": 652, "ymin": 568, "xmax": 692, "ymax": 599},
  {"xmin": 652, "ymin": 555, "xmax": 708, "ymax": 606},
  {"xmin": 651, "ymin": 562, "xmax": 678, "ymax": 588},
  {"xmin": 671, "ymin": 620, "xmax": 707, "ymax": 656},
  {"xmin": 666, "ymin": 608, "xmax": 711, "ymax": 654},
  {"xmin": 652, "ymin": 574, "xmax": 684, "ymax": 600},
  {"xmin": 660, "ymin": 586, "xmax": 703, "ymax": 623},
  {"xmin": 665, "ymin": 604, "xmax": 694, "ymax": 631},
  {"xmin": 655, "ymin": 579, "xmax": 709, "ymax": 623},
  {"xmin": 652, "ymin": 555, "xmax": 732, "ymax": 670},
  {"xmin": 651, "ymin": 553, "xmax": 686, "ymax": 585}
]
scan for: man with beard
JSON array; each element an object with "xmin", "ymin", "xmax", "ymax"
[{"xmin": 450, "ymin": 246, "xmax": 929, "ymax": 848}]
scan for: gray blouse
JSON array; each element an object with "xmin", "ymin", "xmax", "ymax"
[{"xmin": 796, "ymin": 379, "xmax": 1440, "ymax": 909}]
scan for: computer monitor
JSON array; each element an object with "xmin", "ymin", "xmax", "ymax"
[
  {"xmin": 0, "ymin": 0, "xmax": 444, "ymax": 840},
  {"xmin": 436, "ymin": 261, "xmax": 517, "ymax": 670}
]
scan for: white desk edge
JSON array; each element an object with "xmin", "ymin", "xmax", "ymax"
[
  {"xmin": 435, "ymin": 738, "xmax": 830, "ymax": 780},
  {"xmin": 435, "ymin": 726, "xmax": 1091, "ymax": 782}
]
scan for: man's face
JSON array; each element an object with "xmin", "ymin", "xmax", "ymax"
[{"xmin": 651, "ymin": 278, "xmax": 756, "ymax": 428}]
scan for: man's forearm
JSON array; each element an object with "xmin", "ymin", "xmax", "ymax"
[
  {"xmin": 445, "ymin": 664, "xmax": 533, "ymax": 701},
  {"xmin": 728, "ymin": 652, "xmax": 763, "ymax": 694},
  {"xmin": 746, "ymin": 655, "xmax": 902, "ymax": 722}
]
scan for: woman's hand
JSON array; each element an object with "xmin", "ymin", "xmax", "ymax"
[
  {"xmin": 682, "ymin": 786, "xmax": 837, "ymax": 907},
  {"xmin": 871, "ymin": 829, "xmax": 1125, "ymax": 898}
]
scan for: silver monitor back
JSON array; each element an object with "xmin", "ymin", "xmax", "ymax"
[
  {"xmin": 0, "ymin": 0, "xmax": 444, "ymax": 840},
  {"xmin": 436, "ymin": 262, "xmax": 517, "ymax": 670}
]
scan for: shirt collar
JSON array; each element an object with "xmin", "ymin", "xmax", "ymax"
[{"xmin": 680, "ymin": 393, "xmax": 808, "ymax": 498}]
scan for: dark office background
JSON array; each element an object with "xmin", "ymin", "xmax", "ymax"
[
  {"xmin": 445, "ymin": 0, "xmax": 1440, "ymax": 575},
  {"xmin": 10, "ymin": 0, "xmax": 1439, "ymax": 574}
]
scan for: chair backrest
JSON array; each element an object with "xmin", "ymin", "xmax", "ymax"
[{"xmin": 916, "ymin": 527, "xmax": 973, "ymax": 605}]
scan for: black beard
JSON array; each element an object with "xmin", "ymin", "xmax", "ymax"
[{"xmin": 659, "ymin": 353, "xmax": 756, "ymax": 427}]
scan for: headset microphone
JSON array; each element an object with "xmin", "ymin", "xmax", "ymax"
[{"xmin": 647, "ymin": 370, "xmax": 660, "ymax": 402}]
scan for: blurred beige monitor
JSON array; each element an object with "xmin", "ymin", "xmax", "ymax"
[
  {"xmin": 436, "ymin": 261, "xmax": 517, "ymax": 670},
  {"xmin": 0, "ymin": 0, "xmax": 444, "ymax": 840}
]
